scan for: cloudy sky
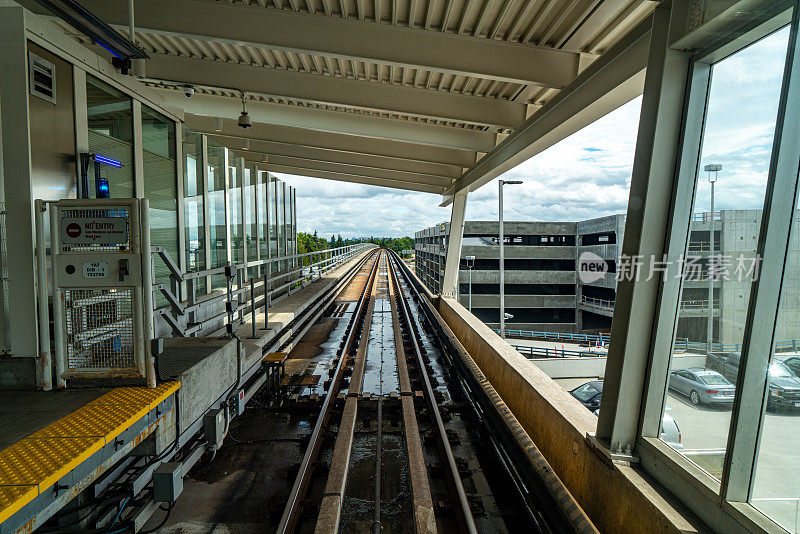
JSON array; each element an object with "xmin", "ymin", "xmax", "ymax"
[{"xmin": 274, "ymin": 26, "xmax": 789, "ymax": 239}]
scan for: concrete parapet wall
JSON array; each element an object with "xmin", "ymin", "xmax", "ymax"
[{"xmin": 435, "ymin": 296, "xmax": 702, "ymax": 534}]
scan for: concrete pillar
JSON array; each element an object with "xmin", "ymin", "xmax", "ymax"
[
  {"xmin": 441, "ymin": 191, "xmax": 467, "ymax": 298},
  {"xmin": 0, "ymin": 7, "xmax": 38, "ymax": 386}
]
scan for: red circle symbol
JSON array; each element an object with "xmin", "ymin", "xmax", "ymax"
[{"xmin": 65, "ymin": 222, "xmax": 82, "ymax": 238}]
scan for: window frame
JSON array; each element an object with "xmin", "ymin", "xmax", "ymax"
[{"xmin": 632, "ymin": 4, "xmax": 800, "ymax": 533}]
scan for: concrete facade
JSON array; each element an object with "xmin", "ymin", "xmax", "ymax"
[
  {"xmin": 417, "ymin": 210, "xmax": 799, "ymax": 347},
  {"xmin": 415, "ymin": 216, "xmax": 624, "ymax": 333}
]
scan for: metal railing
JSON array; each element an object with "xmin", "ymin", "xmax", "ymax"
[
  {"xmin": 150, "ymin": 243, "xmax": 374, "ymax": 338},
  {"xmin": 691, "ymin": 211, "xmax": 721, "ymax": 222},
  {"xmin": 579, "ymin": 295, "xmax": 615, "ymax": 312},
  {"xmin": 678, "ymin": 298, "xmax": 718, "ymax": 311},
  {"xmin": 511, "ymin": 344, "xmax": 606, "ymax": 359},
  {"xmin": 674, "ymin": 337, "xmax": 800, "ymax": 354},
  {"xmin": 494, "ymin": 328, "xmax": 611, "ymax": 345}
]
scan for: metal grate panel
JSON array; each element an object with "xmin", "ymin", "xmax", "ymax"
[
  {"xmin": 64, "ymin": 288, "xmax": 135, "ymax": 371},
  {"xmin": 59, "ymin": 207, "xmax": 132, "ymax": 253}
]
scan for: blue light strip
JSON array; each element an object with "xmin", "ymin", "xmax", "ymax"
[
  {"xmin": 92, "ymin": 39, "xmax": 122, "ymax": 59},
  {"xmin": 94, "ymin": 155, "xmax": 123, "ymax": 168}
]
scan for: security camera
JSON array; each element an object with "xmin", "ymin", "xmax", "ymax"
[
  {"xmin": 238, "ymin": 111, "xmax": 252, "ymax": 129},
  {"xmin": 181, "ymin": 84, "xmax": 195, "ymax": 97}
]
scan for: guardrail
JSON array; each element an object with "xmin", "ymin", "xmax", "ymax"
[
  {"xmin": 511, "ymin": 344, "xmax": 607, "ymax": 359},
  {"xmin": 579, "ymin": 295, "xmax": 615, "ymax": 312},
  {"xmin": 679, "ymin": 299, "xmax": 718, "ymax": 311},
  {"xmin": 494, "ymin": 328, "xmax": 611, "ymax": 345},
  {"xmin": 151, "ymin": 243, "xmax": 375, "ymax": 337},
  {"xmin": 673, "ymin": 337, "xmax": 800, "ymax": 354},
  {"xmin": 691, "ymin": 212, "xmax": 721, "ymax": 222}
]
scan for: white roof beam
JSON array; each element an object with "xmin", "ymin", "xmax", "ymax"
[
  {"xmin": 259, "ymin": 164, "xmax": 445, "ymax": 194},
  {"xmin": 206, "ymin": 136, "xmax": 462, "ymax": 178},
  {"xmin": 165, "ymin": 91, "xmax": 495, "ymax": 152},
  {"xmin": 261, "ymin": 154, "xmax": 453, "ymax": 187},
  {"xmin": 442, "ymin": 14, "xmax": 653, "ymax": 205},
  {"xmin": 187, "ymin": 115, "xmax": 477, "ymax": 169},
  {"xmin": 145, "ymin": 54, "xmax": 525, "ymax": 129},
  {"xmin": 79, "ymin": 0, "xmax": 581, "ymax": 88}
]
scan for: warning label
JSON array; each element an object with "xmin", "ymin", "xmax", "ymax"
[
  {"xmin": 61, "ymin": 217, "xmax": 128, "ymax": 245},
  {"xmin": 83, "ymin": 261, "xmax": 109, "ymax": 279}
]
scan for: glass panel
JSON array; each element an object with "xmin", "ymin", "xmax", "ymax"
[
  {"xmin": 269, "ymin": 175, "xmax": 278, "ymax": 285},
  {"xmin": 661, "ymin": 27, "xmax": 790, "ymax": 480},
  {"xmin": 141, "ymin": 106, "xmax": 177, "ymax": 308},
  {"xmin": 277, "ymin": 180, "xmax": 285, "ymax": 272},
  {"xmin": 258, "ymin": 170, "xmax": 268, "ymax": 268},
  {"xmin": 751, "ymin": 32, "xmax": 800, "ymax": 529},
  {"xmin": 229, "ymin": 161, "xmax": 244, "ymax": 265},
  {"xmin": 244, "ymin": 165, "xmax": 257, "ymax": 279},
  {"xmin": 182, "ymin": 130, "xmax": 205, "ymax": 294},
  {"xmin": 86, "ymin": 75, "xmax": 134, "ymax": 197},
  {"xmin": 207, "ymin": 140, "xmax": 227, "ymax": 290}
]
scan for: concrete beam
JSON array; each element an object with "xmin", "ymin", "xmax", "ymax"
[
  {"xmin": 145, "ymin": 54, "xmax": 526, "ymax": 129},
  {"xmin": 225, "ymin": 137, "xmax": 462, "ymax": 179},
  {"xmin": 245, "ymin": 153, "xmax": 453, "ymax": 188},
  {"xmin": 187, "ymin": 115, "xmax": 477, "ymax": 169},
  {"xmin": 441, "ymin": 192, "xmax": 467, "ymax": 297},
  {"xmin": 173, "ymin": 92, "xmax": 494, "ymax": 153},
  {"xmin": 260, "ymin": 163, "xmax": 444, "ymax": 194},
  {"xmin": 78, "ymin": 0, "xmax": 580, "ymax": 88},
  {"xmin": 441, "ymin": 14, "xmax": 653, "ymax": 205}
]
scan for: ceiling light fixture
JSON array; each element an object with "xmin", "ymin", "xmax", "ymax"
[{"xmin": 237, "ymin": 92, "xmax": 252, "ymax": 129}]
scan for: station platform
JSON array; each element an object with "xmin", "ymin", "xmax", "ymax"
[
  {"xmin": 0, "ymin": 382, "xmax": 179, "ymax": 532},
  {"xmin": 0, "ymin": 250, "xmax": 370, "ymax": 533}
]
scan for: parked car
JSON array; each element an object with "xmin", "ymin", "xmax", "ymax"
[
  {"xmin": 705, "ymin": 353, "xmax": 800, "ymax": 411},
  {"xmin": 570, "ymin": 380, "xmax": 683, "ymax": 449},
  {"xmin": 705, "ymin": 351, "xmax": 740, "ymax": 380},
  {"xmin": 783, "ymin": 356, "xmax": 800, "ymax": 378},
  {"xmin": 668, "ymin": 368, "xmax": 734, "ymax": 406},
  {"xmin": 766, "ymin": 362, "xmax": 800, "ymax": 411}
]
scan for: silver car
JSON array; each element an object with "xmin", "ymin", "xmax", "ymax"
[{"xmin": 668, "ymin": 368, "xmax": 735, "ymax": 406}]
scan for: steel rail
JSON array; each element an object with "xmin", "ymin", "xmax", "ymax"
[
  {"xmin": 390, "ymin": 250, "xmax": 598, "ymax": 534},
  {"xmin": 277, "ymin": 250, "xmax": 382, "ymax": 534},
  {"xmin": 388, "ymin": 255, "xmax": 478, "ymax": 534}
]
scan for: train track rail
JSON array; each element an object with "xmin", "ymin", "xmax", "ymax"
[{"xmin": 273, "ymin": 248, "xmax": 595, "ymax": 534}]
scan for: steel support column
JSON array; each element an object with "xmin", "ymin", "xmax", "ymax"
[
  {"xmin": 441, "ymin": 191, "xmax": 467, "ymax": 298},
  {"xmin": 595, "ymin": 1, "xmax": 691, "ymax": 453}
]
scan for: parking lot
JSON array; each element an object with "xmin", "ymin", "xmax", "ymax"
[{"xmin": 665, "ymin": 389, "xmax": 800, "ymax": 532}]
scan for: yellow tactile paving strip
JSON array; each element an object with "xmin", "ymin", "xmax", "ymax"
[
  {"xmin": 87, "ymin": 381, "xmax": 181, "ymax": 411},
  {"xmin": 0, "ymin": 381, "xmax": 180, "ymax": 527},
  {"xmin": 0, "ymin": 485, "xmax": 37, "ymax": 524},
  {"xmin": 28, "ymin": 404, "xmax": 150, "ymax": 443}
]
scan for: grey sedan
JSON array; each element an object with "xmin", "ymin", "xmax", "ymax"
[{"xmin": 668, "ymin": 368, "xmax": 735, "ymax": 406}]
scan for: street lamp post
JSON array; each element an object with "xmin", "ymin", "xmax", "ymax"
[
  {"xmin": 499, "ymin": 179, "xmax": 522, "ymax": 338},
  {"xmin": 704, "ymin": 164, "xmax": 721, "ymax": 355},
  {"xmin": 466, "ymin": 255, "xmax": 475, "ymax": 312}
]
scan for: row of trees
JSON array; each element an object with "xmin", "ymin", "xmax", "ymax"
[{"xmin": 297, "ymin": 231, "xmax": 414, "ymax": 265}]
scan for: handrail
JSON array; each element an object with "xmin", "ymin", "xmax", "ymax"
[
  {"xmin": 579, "ymin": 295, "xmax": 615, "ymax": 310},
  {"xmin": 494, "ymin": 328, "xmax": 611, "ymax": 345},
  {"xmin": 512, "ymin": 344, "xmax": 606, "ymax": 359},
  {"xmin": 150, "ymin": 243, "xmax": 375, "ymax": 337}
]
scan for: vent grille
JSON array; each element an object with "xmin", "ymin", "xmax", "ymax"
[{"xmin": 28, "ymin": 52, "xmax": 56, "ymax": 104}]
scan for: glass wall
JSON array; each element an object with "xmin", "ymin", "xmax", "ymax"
[
  {"xmin": 244, "ymin": 164, "xmax": 257, "ymax": 279},
  {"xmin": 660, "ymin": 27, "xmax": 791, "ymax": 478},
  {"xmin": 269, "ymin": 175, "xmax": 279, "ymax": 272},
  {"xmin": 86, "ymin": 75, "xmax": 134, "ymax": 197},
  {"xmin": 229, "ymin": 160, "xmax": 244, "ymax": 266},
  {"xmin": 183, "ymin": 130, "xmax": 206, "ymax": 294},
  {"xmin": 277, "ymin": 180, "xmax": 286, "ymax": 273},
  {"xmin": 258, "ymin": 170, "xmax": 269, "ymax": 271},
  {"xmin": 141, "ymin": 106, "xmax": 178, "ymax": 307},
  {"xmin": 207, "ymin": 140, "xmax": 227, "ymax": 290}
]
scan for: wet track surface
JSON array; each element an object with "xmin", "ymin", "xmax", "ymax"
[{"xmin": 147, "ymin": 250, "xmax": 538, "ymax": 533}]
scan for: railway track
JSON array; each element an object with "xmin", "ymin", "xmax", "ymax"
[
  {"xmin": 278, "ymin": 249, "xmax": 529, "ymax": 533},
  {"xmin": 157, "ymin": 248, "xmax": 594, "ymax": 533}
]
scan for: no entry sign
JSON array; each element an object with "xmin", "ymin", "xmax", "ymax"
[{"xmin": 61, "ymin": 217, "xmax": 128, "ymax": 245}]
